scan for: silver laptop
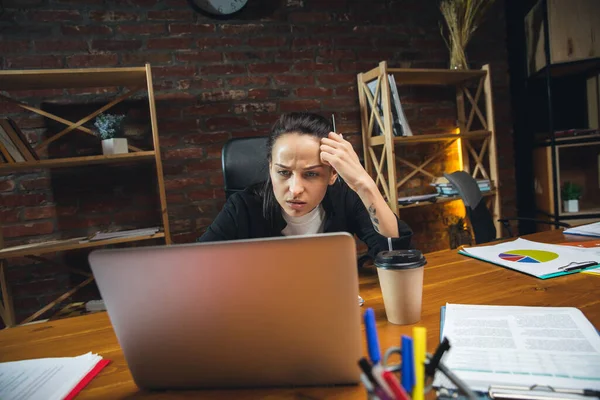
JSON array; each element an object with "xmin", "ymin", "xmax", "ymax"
[{"xmin": 88, "ymin": 232, "xmax": 362, "ymax": 390}]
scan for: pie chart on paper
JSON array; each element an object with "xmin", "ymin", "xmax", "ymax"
[{"xmin": 498, "ymin": 249, "xmax": 559, "ymax": 263}]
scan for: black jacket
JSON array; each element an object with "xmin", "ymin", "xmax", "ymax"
[{"xmin": 198, "ymin": 180, "xmax": 412, "ymax": 258}]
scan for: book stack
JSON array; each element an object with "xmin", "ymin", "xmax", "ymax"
[{"xmin": 0, "ymin": 118, "xmax": 38, "ymax": 163}]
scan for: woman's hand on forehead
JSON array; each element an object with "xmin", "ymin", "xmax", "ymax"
[{"xmin": 320, "ymin": 132, "xmax": 371, "ymax": 192}]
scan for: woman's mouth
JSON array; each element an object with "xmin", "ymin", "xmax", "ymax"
[{"xmin": 286, "ymin": 200, "xmax": 306, "ymax": 210}]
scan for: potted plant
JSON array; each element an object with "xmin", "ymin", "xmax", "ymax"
[
  {"xmin": 445, "ymin": 215, "xmax": 472, "ymax": 249},
  {"xmin": 561, "ymin": 182, "xmax": 582, "ymax": 213},
  {"xmin": 94, "ymin": 113, "xmax": 128, "ymax": 155}
]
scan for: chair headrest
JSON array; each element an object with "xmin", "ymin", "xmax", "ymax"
[
  {"xmin": 222, "ymin": 137, "xmax": 270, "ymax": 198},
  {"xmin": 443, "ymin": 171, "xmax": 483, "ymax": 208}
]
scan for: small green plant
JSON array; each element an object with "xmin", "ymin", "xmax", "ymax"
[
  {"xmin": 561, "ymin": 182, "xmax": 582, "ymax": 201},
  {"xmin": 94, "ymin": 113, "xmax": 126, "ymax": 140}
]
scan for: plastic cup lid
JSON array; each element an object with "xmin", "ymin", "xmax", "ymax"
[{"xmin": 374, "ymin": 249, "xmax": 427, "ymax": 270}]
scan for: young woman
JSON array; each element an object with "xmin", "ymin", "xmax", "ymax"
[{"xmin": 199, "ymin": 112, "xmax": 412, "ymax": 257}]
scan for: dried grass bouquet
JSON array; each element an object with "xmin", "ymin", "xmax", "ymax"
[{"xmin": 440, "ymin": 0, "xmax": 495, "ymax": 69}]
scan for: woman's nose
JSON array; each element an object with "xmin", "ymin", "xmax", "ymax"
[{"xmin": 289, "ymin": 176, "xmax": 304, "ymax": 196}]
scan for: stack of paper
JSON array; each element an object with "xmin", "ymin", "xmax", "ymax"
[
  {"xmin": 435, "ymin": 304, "xmax": 600, "ymax": 395},
  {"xmin": 0, "ymin": 352, "xmax": 109, "ymax": 400},
  {"xmin": 83, "ymin": 227, "xmax": 160, "ymax": 242},
  {"xmin": 459, "ymin": 238, "xmax": 600, "ymax": 279},
  {"xmin": 564, "ymin": 222, "xmax": 600, "ymax": 238},
  {"xmin": 560, "ymin": 241, "xmax": 600, "ymax": 276},
  {"xmin": 398, "ymin": 193, "xmax": 438, "ymax": 205}
]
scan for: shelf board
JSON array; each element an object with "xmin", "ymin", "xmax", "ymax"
[
  {"xmin": 530, "ymin": 57, "xmax": 600, "ymax": 79},
  {"xmin": 398, "ymin": 190, "xmax": 497, "ymax": 209},
  {"xmin": 536, "ymin": 134, "xmax": 600, "ymax": 147},
  {"xmin": 0, "ymin": 66, "xmax": 148, "ymax": 91},
  {"xmin": 369, "ymin": 130, "xmax": 490, "ymax": 146},
  {"xmin": 559, "ymin": 206, "xmax": 600, "ymax": 218},
  {"xmin": 560, "ymin": 217, "xmax": 600, "ymax": 226},
  {"xmin": 0, "ymin": 151, "xmax": 156, "ymax": 172},
  {"xmin": 387, "ymin": 68, "xmax": 486, "ymax": 85},
  {"xmin": 0, "ymin": 232, "xmax": 165, "ymax": 259}
]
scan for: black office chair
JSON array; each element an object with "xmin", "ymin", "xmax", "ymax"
[
  {"xmin": 222, "ymin": 137, "xmax": 269, "ymax": 199},
  {"xmin": 443, "ymin": 171, "xmax": 570, "ymax": 244}
]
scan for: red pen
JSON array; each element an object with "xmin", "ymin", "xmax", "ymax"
[{"xmin": 382, "ymin": 370, "xmax": 412, "ymax": 400}]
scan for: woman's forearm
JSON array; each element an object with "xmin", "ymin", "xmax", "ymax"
[{"xmin": 355, "ymin": 180, "xmax": 399, "ymax": 238}]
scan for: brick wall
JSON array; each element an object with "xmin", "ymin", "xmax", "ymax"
[{"xmin": 0, "ymin": 0, "xmax": 515, "ymax": 325}]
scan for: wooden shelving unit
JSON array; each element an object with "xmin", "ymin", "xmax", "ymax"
[
  {"xmin": 0, "ymin": 64, "xmax": 171, "ymax": 328},
  {"xmin": 357, "ymin": 61, "xmax": 501, "ymax": 236}
]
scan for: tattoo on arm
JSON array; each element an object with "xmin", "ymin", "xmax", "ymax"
[{"xmin": 368, "ymin": 204, "xmax": 381, "ymax": 233}]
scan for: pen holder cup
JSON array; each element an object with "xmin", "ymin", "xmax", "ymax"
[{"xmin": 374, "ymin": 250, "xmax": 426, "ymax": 325}]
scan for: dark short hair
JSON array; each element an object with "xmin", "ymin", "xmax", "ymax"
[{"xmin": 261, "ymin": 112, "xmax": 333, "ymax": 225}]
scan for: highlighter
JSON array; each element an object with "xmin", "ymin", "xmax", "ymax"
[{"xmin": 412, "ymin": 326, "xmax": 427, "ymax": 400}]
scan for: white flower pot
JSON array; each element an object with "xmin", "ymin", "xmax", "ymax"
[
  {"xmin": 101, "ymin": 138, "xmax": 128, "ymax": 155},
  {"xmin": 563, "ymin": 199, "xmax": 579, "ymax": 213}
]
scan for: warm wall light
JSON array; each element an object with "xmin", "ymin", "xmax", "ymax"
[
  {"xmin": 455, "ymin": 127, "xmax": 463, "ymax": 173},
  {"xmin": 446, "ymin": 127, "xmax": 463, "ymax": 174},
  {"xmin": 445, "ymin": 127, "xmax": 466, "ymax": 219}
]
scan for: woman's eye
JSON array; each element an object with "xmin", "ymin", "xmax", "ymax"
[
  {"xmin": 278, "ymin": 170, "xmax": 291, "ymax": 177},
  {"xmin": 305, "ymin": 172, "xmax": 319, "ymax": 178}
]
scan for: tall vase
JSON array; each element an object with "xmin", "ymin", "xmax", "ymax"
[{"xmin": 449, "ymin": 39, "xmax": 468, "ymax": 70}]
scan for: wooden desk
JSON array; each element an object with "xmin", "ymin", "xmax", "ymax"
[{"xmin": 1, "ymin": 230, "xmax": 598, "ymax": 399}]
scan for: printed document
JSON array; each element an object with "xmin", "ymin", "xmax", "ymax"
[
  {"xmin": 0, "ymin": 352, "xmax": 104, "ymax": 400},
  {"xmin": 435, "ymin": 304, "xmax": 600, "ymax": 392},
  {"xmin": 459, "ymin": 238, "xmax": 600, "ymax": 279},
  {"xmin": 564, "ymin": 222, "xmax": 600, "ymax": 238}
]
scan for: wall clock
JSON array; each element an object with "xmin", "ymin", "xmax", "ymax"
[{"xmin": 187, "ymin": 0, "xmax": 249, "ymax": 18}]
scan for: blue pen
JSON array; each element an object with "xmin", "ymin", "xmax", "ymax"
[
  {"xmin": 401, "ymin": 335, "xmax": 416, "ymax": 393},
  {"xmin": 364, "ymin": 308, "xmax": 381, "ymax": 364}
]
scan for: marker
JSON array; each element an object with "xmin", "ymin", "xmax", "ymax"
[
  {"xmin": 371, "ymin": 363, "xmax": 397, "ymax": 399},
  {"xmin": 363, "ymin": 311, "xmax": 395, "ymax": 398},
  {"xmin": 382, "ymin": 370, "xmax": 411, "ymax": 400},
  {"xmin": 358, "ymin": 357, "xmax": 378, "ymax": 386},
  {"xmin": 364, "ymin": 308, "xmax": 381, "ymax": 364},
  {"xmin": 358, "ymin": 357, "xmax": 394, "ymax": 400},
  {"xmin": 360, "ymin": 372, "xmax": 380, "ymax": 399},
  {"xmin": 401, "ymin": 335, "xmax": 415, "ymax": 393},
  {"xmin": 426, "ymin": 337, "xmax": 450, "ymax": 377},
  {"xmin": 412, "ymin": 327, "xmax": 427, "ymax": 400},
  {"xmin": 361, "ymin": 372, "xmax": 392, "ymax": 400}
]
